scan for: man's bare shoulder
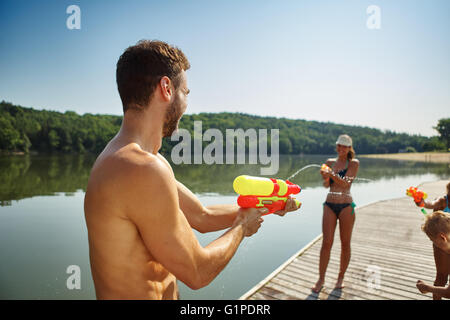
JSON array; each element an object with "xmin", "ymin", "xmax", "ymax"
[
  {"xmin": 85, "ymin": 144, "xmax": 174, "ymax": 215},
  {"xmin": 92, "ymin": 143, "xmax": 168, "ymax": 178},
  {"xmin": 115, "ymin": 148, "xmax": 180, "ymax": 225}
]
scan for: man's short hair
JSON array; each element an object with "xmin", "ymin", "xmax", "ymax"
[
  {"xmin": 421, "ymin": 210, "xmax": 450, "ymax": 240},
  {"xmin": 116, "ymin": 40, "xmax": 190, "ymax": 113}
]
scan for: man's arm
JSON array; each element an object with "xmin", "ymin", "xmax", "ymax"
[
  {"xmin": 127, "ymin": 158, "xmax": 264, "ymax": 290},
  {"xmin": 157, "ymin": 152, "xmax": 239, "ymax": 233},
  {"xmin": 417, "ymin": 280, "xmax": 450, "ymax": 299},
  {"xmin": 176, "ymin": 180, "xmax": 239, "ymax": 233}
]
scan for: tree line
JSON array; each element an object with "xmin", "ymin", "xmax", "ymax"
[{"xmin": 0, "ymin": 101, "xmax": 447, "ymax": 156}]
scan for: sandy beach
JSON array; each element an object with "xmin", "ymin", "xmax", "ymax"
[{"xmin": 360, "ymin": 152, "xmax": 450, "ymax": 164}]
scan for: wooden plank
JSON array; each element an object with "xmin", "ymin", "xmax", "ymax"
[
  {"xmin": 283, "ymin": 261, "xmax": 429, "ymax": 300},
  {"xmin": 304, "ymin": 246, "xmax": 435, "ymax": 275},
  {"xmin": 258, "ymin": 286, "xmax": 305, "ymax": 300},
  {"xmin": 276, "ymin": 269, "xmax": 367, "ymax": 300},
  {"xmin": 301, "ymin": 248, "xmax": 436, "ymax": 280},
  {"xmin": 303, "ymin": 246, "xmax": 436, "ymax": 275},
  {"xmin": 289, "ymin": 255, "xmax": 435, "ymax": 287},
  {"xmin": 277, "ymin": 267, "xmax": 389, "ymax": 300}
]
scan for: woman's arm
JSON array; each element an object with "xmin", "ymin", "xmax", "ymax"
[
  {"xmin": 320, "ymin": 159, "xmax": 333, "ymax": 188},
  {"xmin": 329, "ymin": 159, "xmax": 359, "ymax": 189}
]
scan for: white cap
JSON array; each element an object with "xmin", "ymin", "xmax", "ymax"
[{"xmin": 336, "ymin": 134, "xmax": 352, "ymax": 147}]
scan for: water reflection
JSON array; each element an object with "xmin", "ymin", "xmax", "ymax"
[
  {"xmin": 0, "ymin": 154, "xmax": 448, "ymax": 204},
  {"xmin": 0, "ymin": 154, "xmax": 95, "ymax": 205}
]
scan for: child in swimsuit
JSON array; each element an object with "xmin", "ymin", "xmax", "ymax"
[
  {"xmin": 312, "ymin": 134, "xmax": 359, "ymax": 293},
  {"xmin": 415, "ymin": 181, "xmax": 450, "ymax": 299},
  {"xmin": 416, "ymin": 210, "xmax": 450, "ymax": 299}
]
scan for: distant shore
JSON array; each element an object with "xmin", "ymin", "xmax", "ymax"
[{"xmin": 360, "ymin": 152, "xmax": 450, "ymax": 164}]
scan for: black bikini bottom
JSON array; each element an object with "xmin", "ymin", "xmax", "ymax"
[{"xmin": 324, "ymin": 202, "xmax": 354, "ymax": 218}]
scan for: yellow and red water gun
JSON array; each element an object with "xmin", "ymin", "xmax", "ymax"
[
  {"xmin": 233, "ymin": 175, "xmax": 301, "ymax": 215},
  {"xmin": 406, "ymin": 186, "xmax": 428, "ymax": 215}
]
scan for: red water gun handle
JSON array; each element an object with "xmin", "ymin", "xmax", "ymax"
[{"xmin": 237, "ymin": 196, "xmax": 288, "ymax": 215}]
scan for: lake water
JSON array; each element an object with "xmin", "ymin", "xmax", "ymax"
[{"xmin": 0, "ymin": 154, "xmax": 448, "ymax": 299}]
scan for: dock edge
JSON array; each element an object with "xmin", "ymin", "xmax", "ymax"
[{"xmin": 238, "ymin": 233, "xmax": 323, "ymax": 300}]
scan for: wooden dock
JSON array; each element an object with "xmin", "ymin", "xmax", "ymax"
[{"xmin": 240, "ymin": 180, "xmax": 449, "ymax": 300}]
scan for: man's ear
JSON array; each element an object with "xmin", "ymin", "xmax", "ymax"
[
  {"xmin": 438, "ymin": 233, "xmax": 448, "ymax": 243},
  {"xmin": 159, "ymin": 76, "xmax": 173, "ymax": 102}
]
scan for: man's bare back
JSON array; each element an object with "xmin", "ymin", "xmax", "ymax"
[
  {"xmin": 85, "ymin": 140, "xmax": 179, "ymax": 299},
  {"xmin": 85, "ymin": 136, "xmax": 271, "ymax": 299}
]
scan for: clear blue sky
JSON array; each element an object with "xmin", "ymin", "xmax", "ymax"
[{"xmin": 1, "ymin": 0, "xmax": 449, "ymax": 136}]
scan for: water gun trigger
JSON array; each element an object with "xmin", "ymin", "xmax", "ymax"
[{"xmin": 260, "ymin": 198, "xmax": 301, "ymax": 215}]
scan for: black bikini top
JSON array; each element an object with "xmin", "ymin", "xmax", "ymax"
[{"xmin": 329, "ymin": 160, "xmax": 349, "ymax": 185}]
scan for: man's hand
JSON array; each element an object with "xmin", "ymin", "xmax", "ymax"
[
  {"xmin": 233, "ymin": 207, "xmax": 266, "ymax": 237},
  {"xmin": 273, "ymin": 196, "xmax": 301, "ymax": 217},
  {"xmin": 416, "ymin": 280, "xmax": 431, "ymax": 294}
]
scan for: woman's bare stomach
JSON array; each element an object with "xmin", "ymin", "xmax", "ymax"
[{"xmin": 326, "ymin": 187, "xmax": 353, "ymax": 204}]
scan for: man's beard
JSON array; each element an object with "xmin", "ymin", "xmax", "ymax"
[{"xmin": 162, "ymin": 95, "xmax": 184, "ymax": 138}]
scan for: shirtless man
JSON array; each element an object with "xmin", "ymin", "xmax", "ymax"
[{"xmin": 84, "ymin": 40, "xmax": 298, "ymax": 299}]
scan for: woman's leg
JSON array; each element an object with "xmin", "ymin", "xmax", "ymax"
[
  {"xmin": 312, "ymin": 204, "xmax": 338, "ymax": 292},
  {"xmin": 432, "ymin": 243, "xmax": 449, "ymax": 300},
  {"xmin": 335, "ymin": 205, "xmax": 355, "ymax": 289}
]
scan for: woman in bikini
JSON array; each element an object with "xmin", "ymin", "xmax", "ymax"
[
  {"xmin": 312, "ymin": 134, "xmax": 359, "ymax": 293},
  {"xmin": 415, "ymin": 181, "xmax": 450, "ymax": 300}
]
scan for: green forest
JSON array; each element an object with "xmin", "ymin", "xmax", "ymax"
[{"xmin": 0, "ymin": 100, "xmax": 447, "ymax": 156}]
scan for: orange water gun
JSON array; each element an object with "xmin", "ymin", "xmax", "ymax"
[
  {"xmin": 320, "ymin": 164, "xmax": 332, "ymax": 183},
  {"xmin": 233, "ymin": 175, "xmax": 302, "ymax": 215},
  {"xmin": 406, "ymin": 186, "xmax": 428, "ymax": 215},
  {"xmin": 321, "ymin": 164, "xmax": 332, "ymax": 173}
]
